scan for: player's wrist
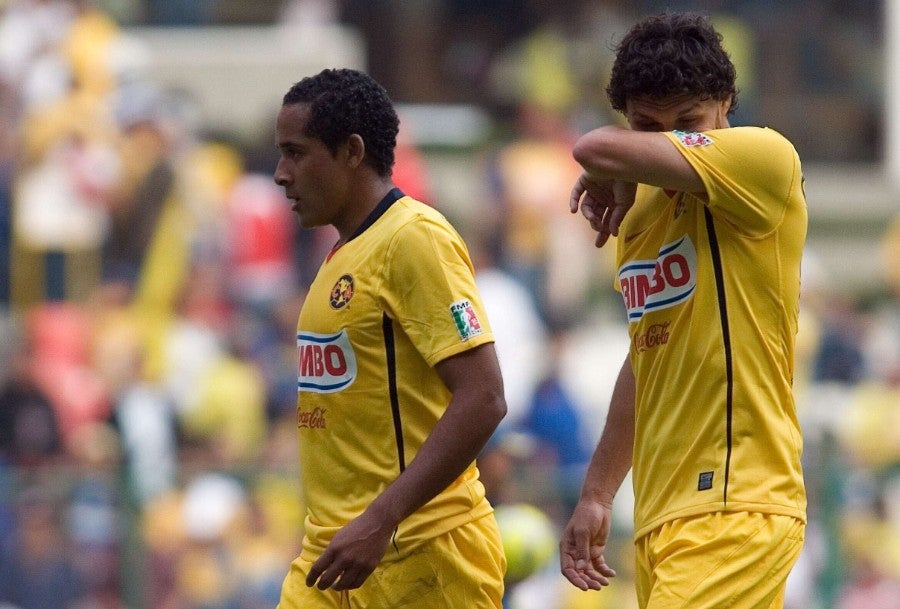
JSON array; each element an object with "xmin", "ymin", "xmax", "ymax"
[{"xmin": 579, "ymin": 487, "xmax": 615, "ymax": 510}]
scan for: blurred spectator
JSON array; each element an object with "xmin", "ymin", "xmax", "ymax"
[
  {"xmin": 811, "ymin": 296, "xmax": 868, "ymax": 385},
  {"xmin": 837, "ymin": 559, "xmax": 900, "ymax": 609},
  {"xmin": 520, "ymin": 327, "xmax": 592, "ymax": 515},
  {"xmin": 103, "ymin": 81, "xmax": 176, "ymax": 287},
  {"xmin": 488, "ymin": 99, "xmax": 611, "ymax": 326},
  {"xmin": 473, "ymin": 238, "xmax": 548, "ymax": 424},
  {"xmin": 0, "ymin": 487, "xmax": 85, "ymax": 609},
  {"xmin": 10, "ymin": 0, "xmax": 122, "ymax": 305},
  {"xmin": 24, "ymin": 302, "xmax": 112, "ymax": 447},
  {"xmin": 111, "ymin": 349, "xmax": 178, "ymax": 505},
  {"xmin": 0, "ymin": 322, "xmax": 64, "ymax": 467},
  {"xmin": 65, "ymin": 421, "xmax": 123, "ymax": 609},
  {"xmin": 224, "ymin": 174, "xmax": 297, "ymax": 311},
  {"xmin": 179, "ymin": 338, "xmax": 269, "ymax": 468}
]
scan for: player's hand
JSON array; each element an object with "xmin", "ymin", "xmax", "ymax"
[
  {"xmin": 560, "ymin": 499, "xmax": 617, "ymax": 591},
  {"xmin": 306, "ymin": 507, "xmax": 396, "ymax": 591},
  {"xmin": 570, "ymin": 173, "xmax": 636, "ymax": 248}
]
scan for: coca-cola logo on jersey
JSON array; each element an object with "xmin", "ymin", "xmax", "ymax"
[
  {"xmin": 297, "ymin": 407, "xmax": 327, "ymax": 429},
  {"xmin": 618, "ymin": 235, "xmax": 697, "ymax": 322},
  {"xmin": 634, "ymin": 322, "xmax": 671, "ymax": 353}
]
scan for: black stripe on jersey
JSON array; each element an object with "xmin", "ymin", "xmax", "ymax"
[
  {"xmin": 703, "ymin": 207, "xmax": 733, "ymax": 504},
  {"xmin": 382, "ymin": 314, "xmax": 406, "ymax": 472}
]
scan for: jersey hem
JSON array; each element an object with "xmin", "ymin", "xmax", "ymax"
[{"xmin": 633, "ymin": 501, "xmax": 807, "ymax": 541}]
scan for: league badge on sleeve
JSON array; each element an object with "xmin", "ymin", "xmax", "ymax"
[
  {"xmin": 673, "ymin": 131, "xmax": 713, "ymax": 147},
  {"xmin": 450, "ymin": 299, "xmax": 484, "ymax": 341}
]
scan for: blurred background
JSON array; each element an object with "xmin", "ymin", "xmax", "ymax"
[{"xmin": 0, "ymin": 0, "xmax": 898, "ymax": 608}]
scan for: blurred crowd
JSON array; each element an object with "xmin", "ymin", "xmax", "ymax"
[{"xmin": 0, "ymin": 1, "xmax": 897, "ymax": 609}]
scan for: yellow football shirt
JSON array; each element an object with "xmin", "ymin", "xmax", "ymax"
[
  {"xmin": 616, "ymin": 127, "xmax": 808, "ymax": 538},
  {"xmin": 295, "ymin": 189, "xmax": 496, "ymax": 560}
]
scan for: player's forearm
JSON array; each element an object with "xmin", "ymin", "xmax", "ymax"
[
  {"xmin": 573, "ymin": 126, "xmax": 704, "ymax": 193},
  {"xmin": 579, "ymin": 357, "xmax": 635, "ymax": 507}
]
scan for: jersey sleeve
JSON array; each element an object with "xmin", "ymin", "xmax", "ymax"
[
  {"xmin": 664, "ymin": 127, "xmax": 803, "ymax": 236},
  {"xmin": 379, "ymin": 213, "xmax": 495, "ymax": 367}
]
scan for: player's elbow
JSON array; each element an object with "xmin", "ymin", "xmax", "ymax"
[
  {"xmin": 482, "ymin": 383, "xmax": 508, "ymax": 430},
  {"xmin": 572, "ymin": 127, "xmax": 627, "ymax": 177}
]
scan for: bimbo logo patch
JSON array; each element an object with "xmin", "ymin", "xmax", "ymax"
[
  {"xmin": 618, "ymin": 235, "xmax": 697, "ymax": 322},
  {"xmin": 297, "ymin": 329, "xmax": 357, "ymax": 393},
  {"xmin": 450, "ymin": 299, "xmax": 483, "ymax": 341}
]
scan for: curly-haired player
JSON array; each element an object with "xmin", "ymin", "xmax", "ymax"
[
  {"xmin": 274, "ymin": 68, "xmax": 507, "ymax": 608},
  {"xmin": 561, "ymin": 13, "xmax": 807, "ymax": 609}
]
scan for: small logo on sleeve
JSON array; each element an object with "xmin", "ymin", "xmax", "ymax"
[
  {"xmin": 673, "ymin": 131, "xmax": 713, "ymax": 147},
  {"xmin": 698, "ymin": 471, "xmax": 714, "ymax": 491},
  {"xmin": 450, "ymin": 299, "xmax": 483, "ymax": 341}
]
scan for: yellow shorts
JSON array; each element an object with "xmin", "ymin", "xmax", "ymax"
[
  {"xmin": 635, "ymin": 512, "xmax": 805, "ymax": 609},
  {"xmin": 277, "ymin": 513, "xmax": 506, "ymax": 609}
]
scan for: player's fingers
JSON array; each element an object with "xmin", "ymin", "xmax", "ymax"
[
  {"xmin": 305, "ymin": 552, "xmax": 331, "ymax": 587},
  {"xmin": 570, "ymin": 181, "xmax": 586, "ymax": 213},
  {"xmin": 591, "ymin": 547, "xmax": 617, "ymax": 578},
  {"xmin": 315, "ymin": 564, "xmax": 343, "ymax": 590},
  {"xmin": 561, "ymin": 567, "xmax": 596, "ymax": 591},
  {"xmin": 608, "ymin": 204, "xmax": 629, "ymax": 237},
  {"xmin": 571, "ymin": 529, "xmax": 592, "ymax": 569},
  {"xmin": 331, "ymin": 566, "xmax": 367, "ymax": 591},
  {"xmin": 593, "ymin": 207, "xmax": 613, "ymax": 247}
]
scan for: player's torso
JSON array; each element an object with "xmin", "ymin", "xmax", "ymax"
[
  {"xmin": 619, "ymin": 170, "xmax": 806, "ymax": 535},
  {"xmin": 294, "ymin": 196, "xmax": 495, "ymax": 557}
]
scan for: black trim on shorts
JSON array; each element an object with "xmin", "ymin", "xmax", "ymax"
[
  {"xmin": 704, "ymin": 207, "xmax": 733, "ymax": 504},
  {"xmin": 382, "ymin": 314, "xmax": 406, "ymax": 472}
]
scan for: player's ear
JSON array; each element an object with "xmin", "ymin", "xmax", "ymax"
[
  {"xmin": 345, "ymin": 134, "xmax": 366, "ymax": 168},
  {"xmin": 716, "ymin": 96, "xmax": 732, "ymax": 129}
]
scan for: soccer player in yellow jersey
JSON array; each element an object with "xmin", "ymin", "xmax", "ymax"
[
  {"xmin": 273, "ymin": 69, "xmax": 507, "ymax": 608},
  {"xmin": 560, "ymin": 13, "xmax": 807, "ymax": 609}
]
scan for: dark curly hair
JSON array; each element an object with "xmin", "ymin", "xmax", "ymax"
[
  {"xmin": 607, "ymin": 13, "xmax": 738, "ymax": 114},
  {"xmin": 283, "ymin": 68, "xmax": 399, "ymax": 177}
]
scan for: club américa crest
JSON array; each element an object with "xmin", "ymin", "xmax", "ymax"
[{"xmin": 330, "ymin": 274, "xmax": 354, "ymax": 309}]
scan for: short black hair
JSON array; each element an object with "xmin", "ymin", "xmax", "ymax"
[
  {"xmin": 607, "ymin": 13, "xmax": 738, "ymax": 114},
  {"xmin": 282, "ymin": 68, "xmax": 399, "ymax": 177}
]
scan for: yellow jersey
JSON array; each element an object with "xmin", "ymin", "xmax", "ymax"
[
  {"xmin": 616, "ymin": 127, "xmax": 808, "ymax": 538},
  {"xmin": 295, "ymin": 189, "xmax": 496, "ymax": 560}
]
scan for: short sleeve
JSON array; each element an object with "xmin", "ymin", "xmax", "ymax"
[
  {"xmin": 664, "ymin": 127, "xmax": 802, "ymax": 236},
  {"xmin": 379, "ymin": 214, "xmax": 495, "ymax": 366}
]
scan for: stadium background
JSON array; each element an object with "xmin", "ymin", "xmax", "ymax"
[{"xmin": 0, "ymin": 1, "xmax": 897, "ymax": 608}]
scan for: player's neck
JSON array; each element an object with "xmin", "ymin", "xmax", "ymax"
[{"xmin": 334, "ymin": 178, "xmax": 397, "ymax": 244}]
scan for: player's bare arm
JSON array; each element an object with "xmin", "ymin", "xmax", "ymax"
[
  {"xmin": 305, "ymin": 343, "xmax": 506, "ymax": 591},
  {"xmin": 572, "ymin": 126, "xmax": 705, "ymax": 194},
  {"xmin": 561, "ymin": 357, "xmax": 635, "ymax": 590}
]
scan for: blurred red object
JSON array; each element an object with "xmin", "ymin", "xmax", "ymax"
[{"xmin": 26, "ymin": 302, "xmax": 112, "ymax": 444}]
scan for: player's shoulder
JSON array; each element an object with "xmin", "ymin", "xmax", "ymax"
[
  {"xmin": 708, "ymin": 126, "xmax": 798, "ymax": 153},
  {"xmin": 387, "ymin": 195, "xmax": 457, "ymax": 234}
]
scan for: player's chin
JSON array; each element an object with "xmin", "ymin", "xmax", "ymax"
[{"xmin": 295, "ymin": 212, "xmax": 324, "ymax": 230}]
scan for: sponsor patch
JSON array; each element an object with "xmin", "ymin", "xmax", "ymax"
[
  {"xmin": 297, "ymin": 329, "xmax": 357, "ymax": 393},
  {"xmin": 698, "ymin": 471, "xmax": 714, "ymax": 491},
  {"xmin": 330, "ymin": 274, "xmax": 354, "ymax": 309},
  {"xmin": 618, "ymin": 235, "xmax": 698, "ymax": 322},
  {"xmin": 673, "ymin": 130, "xmax": 713, "ymax": 147},
  {"xmin": 450, "ymin": 299, "xmax": 484, "ymax": 341}
]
